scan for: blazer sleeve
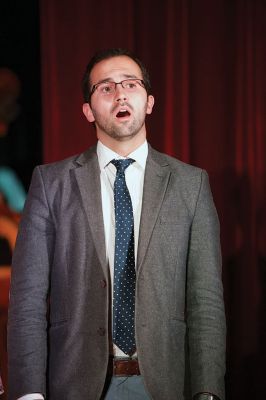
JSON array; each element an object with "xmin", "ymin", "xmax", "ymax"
[
  {"xmin": 186, "ymin": 170, "xmax": 226, "ymax": 400},
  {"xmin": 8, "ymin": 166, "xmax": 54, "ymax": 400}
]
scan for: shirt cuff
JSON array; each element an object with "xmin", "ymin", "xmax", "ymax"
[
  {"xmin": 17, "ymin": 394, "xmax": 44, "ymax": 400},
  {"xmin": 194, "ymin": 394, "xmax": 220, "ymax": 400}
]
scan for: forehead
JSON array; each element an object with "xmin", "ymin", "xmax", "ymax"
[{"xmin": 90, "ymin": 56, "xmax": 143, "ymax": 83}]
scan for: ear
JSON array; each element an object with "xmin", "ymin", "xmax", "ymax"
[
  {"xmin": 82, "ymin": 103, "xmax": 95, "ymax": 123},
  {"xmin": 146, "ymin": 95, "xmax": 155, "ymax": 115}
]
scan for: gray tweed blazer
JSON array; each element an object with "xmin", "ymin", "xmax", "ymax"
[{"xmin": 8, "ymin": 145, "xmax": 226, "ymax": 400}]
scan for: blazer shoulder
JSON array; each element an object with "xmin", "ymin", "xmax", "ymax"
[
  {"xmin": 36, "ymin": 145, "xmax": 97, "ymax": 177},
  {"xmin": 149, "ymin": 146, "xmax": 204, "ymax": 178}
]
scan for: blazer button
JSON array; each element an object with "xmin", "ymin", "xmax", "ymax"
[
  {"xmin": 100, "ymin": 279, "xmax": 107, "ymax": 288},
  {"xmin": 97, "ymin": 327, "xmax": 106, "ymax": 336}
]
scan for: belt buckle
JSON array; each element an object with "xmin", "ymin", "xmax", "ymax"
[{"xmin": 113, "ymin": 357, "xmax": 139, "ymax": 377}]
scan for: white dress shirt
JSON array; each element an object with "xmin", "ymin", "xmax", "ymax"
[{"xmin": 18, "ymin": 140, "xmax": 147, "ymax": 399}]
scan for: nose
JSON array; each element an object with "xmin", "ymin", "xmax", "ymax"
[{"xmin": 115, "ymin": 83, "xmax": 127, "ymax": 102}]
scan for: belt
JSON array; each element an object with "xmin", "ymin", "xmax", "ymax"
[{"xmin": 108, "ymin": 357, "xmax": 141, "ymax": 377}]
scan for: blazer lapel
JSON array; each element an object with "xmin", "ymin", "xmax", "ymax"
[
  {"xmin": 137, "ymin": 148, "xmax": 171, "ymax": 272},
  {"xmin": 71, "ymin": 145, "xmax": 171, "ymax": 278},
  {"xmin": 73, "ymin": 147, "xmax": 108, "ymax": 278}
]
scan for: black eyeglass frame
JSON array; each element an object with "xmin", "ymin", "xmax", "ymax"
[{"xmin": 90, "ymin": 78, "xmax": 145, "ymax": 97}]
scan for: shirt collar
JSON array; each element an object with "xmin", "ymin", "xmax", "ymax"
[{"xmin": 97, "ymin": 140, "xmax": 148, "ymax": 171}]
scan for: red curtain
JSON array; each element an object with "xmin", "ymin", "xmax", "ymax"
[{"xmin": 40, "ymin": 0, "xmax": 266, "ymax": 398}]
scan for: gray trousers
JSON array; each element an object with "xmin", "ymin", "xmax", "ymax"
[{"xmin": 104, "ymin": 376, "xmax": 151, "ymax": 400}]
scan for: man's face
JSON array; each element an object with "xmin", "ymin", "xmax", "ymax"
[{"xmin": 83, "ymin": 56, "xmax": 154, "ymax": 143}]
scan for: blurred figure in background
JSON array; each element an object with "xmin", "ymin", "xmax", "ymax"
[
  {"xmin": 0, "ymin": 68, "xmax": 26, "ymax": 266},
  {"xmin": 0, "ymin": 68, "xmax": 26, "ymax": 213}
]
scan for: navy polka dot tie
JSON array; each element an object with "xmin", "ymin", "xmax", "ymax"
[{"xmin": 111, "ymin": 158, "xmax": 136, "ymax": 355}]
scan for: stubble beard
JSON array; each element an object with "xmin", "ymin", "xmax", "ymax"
[{"xmin": 92, "ymin": 108, "xmax": 147, "ymax": 142}]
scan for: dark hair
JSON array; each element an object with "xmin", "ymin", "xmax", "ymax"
[{"xmin": 82, "ymin": 48, "xmax": 152, "ymax": 103}]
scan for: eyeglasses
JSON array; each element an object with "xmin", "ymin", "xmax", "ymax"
[{"xmin": 90, "ymin": 79, "xmax": 145, "ymax": 97}]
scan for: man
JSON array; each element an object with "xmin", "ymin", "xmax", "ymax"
[{"xmin": 8, "ymin": 48, "xmax": 226, "ymax": 400}]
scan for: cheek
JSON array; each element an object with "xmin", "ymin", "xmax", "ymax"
[
  {"xmin": 133, "ymin": 97, "xmax": 149, "ymax": 114},
  {"xmin": 92, "ymin": 100, "xmax": 111, "ymax": 118},
  {"xmin": 135, "ymin": 94, "xmax": 153, "ymax": 115}
]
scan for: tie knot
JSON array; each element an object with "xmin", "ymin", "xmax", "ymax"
[{"xmin": 111, "ymin": 158, "xmax": 135, "ymax": 174}]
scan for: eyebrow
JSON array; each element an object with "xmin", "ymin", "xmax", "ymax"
[{"xmin": 92, "ymin": 74, "xmax": 141, "ymax": 87}]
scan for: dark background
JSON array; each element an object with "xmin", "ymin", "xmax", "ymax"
[{"xmin": 0, "ymin": 1, "xmax": 42, "ymax": 189}]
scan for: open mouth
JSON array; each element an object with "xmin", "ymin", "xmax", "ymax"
[{"xmin": 116, "ymin": 109, "xmax": 131, "ymax": 118}]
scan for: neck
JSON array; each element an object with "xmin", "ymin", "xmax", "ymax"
[{"xmin": 97, "ymin": 132, "xmax": 146, "ymax": 156}]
